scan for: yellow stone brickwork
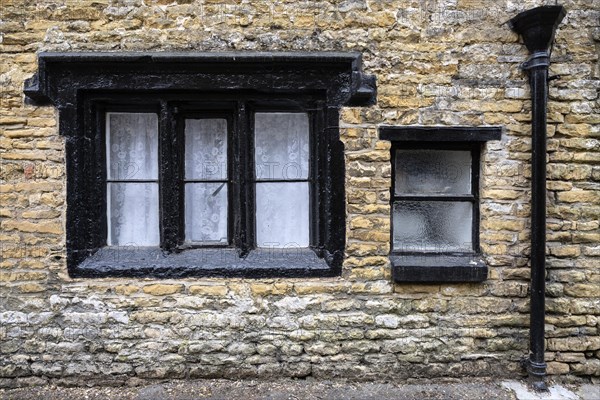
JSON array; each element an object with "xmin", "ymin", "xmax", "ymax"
[{"xmin": 0, "ymin": 0, "xmax": 598, "ymax": 386}]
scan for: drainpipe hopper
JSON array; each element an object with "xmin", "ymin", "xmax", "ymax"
[{"xmin": 508, "ymin": 5, "xmax": 566, "ymax": 391}]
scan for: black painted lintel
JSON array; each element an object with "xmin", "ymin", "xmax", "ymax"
[
  {"xmin": 24, "ymin": 51, "xmax": 377, "ymax": 107},
  {"xmin": 379, "ymin": 126, "xmax": 502, "ymax": 142}
]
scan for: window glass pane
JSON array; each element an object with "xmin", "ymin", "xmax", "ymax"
[
  {"xmin": 393, "ymin": 201, "xmax": 472, "ymax": 252},
  {"xmin": 106, "ymin": 113, "xmax": 158, "ymax": 180},
  {"xmin": 185, "ymin": 183, "xmax": 228, "ymax": 243},
  {"xmin": 185, "ymin": 119, "xmax": 228, "ymax": 180},
  {"xmin": 256, "ymin": 182, "xmax": 309, "ymax": 248},
  {"xmin": 107, "ymin": 182, "xmax": 159, "ymax": 246},
  {"xmin": 254, "ymin": 113, "xmax": 309, "ymax": 180},
  {"xmin": 395, "ymin": 150, "xmax": 471, "ymax": 195}
]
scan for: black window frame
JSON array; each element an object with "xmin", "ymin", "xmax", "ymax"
[
  {"xmin": 379, "ymin": 126, "xmax": 502, "ymax": 283},
  {"xmin": 176, "ymin": 108, "xmax": 234, "ymax": 249},
  {"xmin": 96, "ymin": 94, "xmax": 326, "ymax": 254},
  {"xmin": 390, "ymin": 141, "xmax": 481, "ymax": 254},
  {"xmin": 24, "ymin": 52, "xmax": 377, "ymax": 278}
]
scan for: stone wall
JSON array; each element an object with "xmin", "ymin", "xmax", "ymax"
[{"xmin": 1, "ymin": 0, "xmax": 599, "ymax": 387}]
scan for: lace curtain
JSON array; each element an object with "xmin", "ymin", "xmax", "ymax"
[
  {"xmin": 184, "ymin": 118, "xmax": 228, "ymax": 243},
  {"xmin": 254, "ymin": 113, "xmax": 310, "ymax": 248},
  {"xmin": 106, "ymin": 113, "xmax": 159, "ymax": 246}
]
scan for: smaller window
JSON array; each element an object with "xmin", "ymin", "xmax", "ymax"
[
  {"xmin": 379, "ymin": 126, "xmax": 501, "ymax": 283},
  {"xmin": 393, "ymin": 147, "xmax": 476, "ymax": 254}
]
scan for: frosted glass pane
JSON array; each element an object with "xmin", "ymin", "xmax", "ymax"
[
  {"xmin": 107, "ymin": 183, "xmax": 159, "ymax": 246},
  {"xmin": 254, "ymin": 113, "xmax": 309, "ymax": 180},
  {"xmin": 106, "ymin": 113, "xmax": 158, "ymax": 180},
  {"xmin": 395, "ymin": 150, "xmax": 471, "ymax": 195},
  {"xmin": 185, "ymin": 183, "xmax": 228, "ymax": 243},
  {"xmin": 393, "ymin": 201, "xmax": 472, "ymax": 252},
  {"xmin": 256, "ymin": 182, "xmax": 309, "ymax": 248},
  {"xmin": 185, "ymin": 119, "xmax": 228, "ymax": 180}
]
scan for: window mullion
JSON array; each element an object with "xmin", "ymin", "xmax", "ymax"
[
  {"xmin": 234, "ymin": 101, "xmax": 253, "ymax": 255},
  {"xmin": 92, "ymin": 102, "xmax": 107, "ymax": 252},
  {"xmin": 159, "ymin": 101, "xmax": 181, "ymax": 251},
  {"xmin": 472, "ymin": 145, "xmax": 481, "ymax": 252},
  {"xmin": 312, "ymin": 106, "xmax": 325, "ymax": 251}
]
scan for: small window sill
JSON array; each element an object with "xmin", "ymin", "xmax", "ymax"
[
  {"xmin": 390, "ymin": 254, "xmax": 487, "ymax": 283},
  {"xmin": 75, "ymin": 247, "xmax": 336, "ymax": 279}
]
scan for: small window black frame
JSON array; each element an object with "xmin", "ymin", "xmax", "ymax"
[
  {"xmin": 24, "ymin": 52, "xmax": 377, "ymax": 278},
  {"xmin": 390, "ymin": 141, "xmax": 481, "ymax": 254},
  {"xmin": 379, "ymin": 126, "xmax": 502, "ymax": 283}
]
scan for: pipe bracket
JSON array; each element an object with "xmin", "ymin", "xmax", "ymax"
[
  {"xmin": 527, "ymin": 360, "xmax": 549, "ymax": 391},
  {"xmin": 526, "ymin": 360, "xmax": 547, "ymax": 377},
  {"xmin": 521, "ymin": 51, "xmax": 550, "ymax": 70}
]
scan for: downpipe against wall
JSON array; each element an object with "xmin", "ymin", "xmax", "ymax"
[{"xmin": 509, "ymin": 5, "xmax": 566, "ymax": 392}]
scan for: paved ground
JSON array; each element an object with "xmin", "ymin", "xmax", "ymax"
[{"xmin": 0, "ymin": 379, "xmax": 598, "ymax": 400}]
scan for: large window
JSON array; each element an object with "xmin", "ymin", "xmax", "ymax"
[
  {"xmin": 100, "ymin": 99, "xmax": 321, "ymax": 254},
  {"xmin": 379, "ymin": 126, "xmax": 501, "ymax": 283},
  {"xmin": 25, "ymin": 52, "xmax": 376, "ymax": 277},
  {"xmin": 77, "ymin": 95, "xmax": 338, "ymax": 277}
]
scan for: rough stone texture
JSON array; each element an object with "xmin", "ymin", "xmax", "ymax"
[
  {"xmin": 1, "ymin": 0, "xmax": 599, "ymax": 387},
  {"xmin": 0, "ymin": 378, "xmax": 523, "ymax": 400}
]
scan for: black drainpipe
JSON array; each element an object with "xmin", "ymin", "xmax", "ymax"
[{"xmin": 508, "ymin": 5, "xmax": 566, "ymax": 391}]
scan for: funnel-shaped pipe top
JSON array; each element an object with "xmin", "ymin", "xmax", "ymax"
[{"xmin": 509, "ymin": 5, "xmax": 566, "ymax": 54}]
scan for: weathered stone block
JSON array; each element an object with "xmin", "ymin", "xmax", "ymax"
[
  {"xmin": 142, "ymin": 284, "xmax": 184, "ymax": 296},
  {"xmin": 189, "ymin": 285, "xmax": 228, "ymax": 297},
  {"xmin": 546, "ymin": 361, "xmax": 570, "ymax": 375},
  {"xmin": 250, "ymin": 283, "xmax": 292, "ymax": 296},
  {"xmin": 114, "ymin": 285, "xmax": 140, "ymax": 295}
]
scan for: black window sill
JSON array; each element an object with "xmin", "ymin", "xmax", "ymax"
[
  {"xmin": 390, "ymin": 254, "xmax": 487, "ymax": 283},
  {"xmin": 75, "ymin": 247, "xmax": 336, "ymax": 279}
]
